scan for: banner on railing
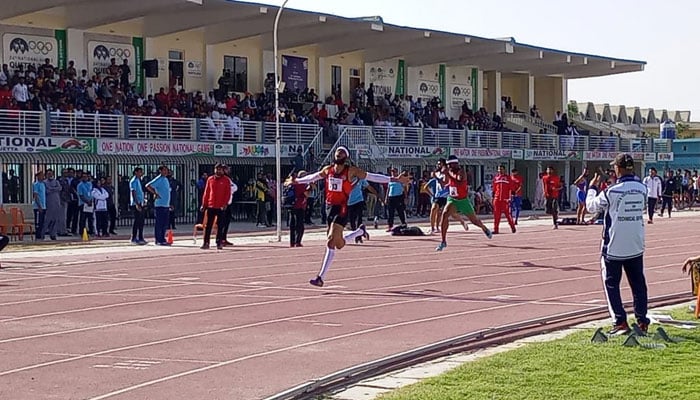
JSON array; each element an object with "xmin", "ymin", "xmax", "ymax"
[
  {"xmin": 235, "ymin": 143, "xmax": 304, "ymax": 158},
  {"xmin": 377, "ymin": 145, "xmax": 447, "ymax": 159},
  {"xmin": 524, "ymin": 149, "xmax": 581, "ymax": 161},
  {"xmin": 583, "ymin": 151, "xmax": 656, "ymax": 162},
  {"xmin": 656, "ymin": 152, "xmax": 674, "ymax": 162},
  {"xmin": 97, "ymin": 139, "xmax": 213, "ymax": 156},
  {"xmin": 0, "ymin": 136, "xmax": 95, "ymax": 153},
  {"xmin": 450, "ymin": 148, "xmax": 512, "ymax": 160}
]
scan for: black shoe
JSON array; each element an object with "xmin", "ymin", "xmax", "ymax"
[
  {"xmin": 200, "ymin": 243, "xmax": 210, "ymax": 250},
  {"xmin": 309, "ymin": 276, "xmax": 324, "ymax": 287}
]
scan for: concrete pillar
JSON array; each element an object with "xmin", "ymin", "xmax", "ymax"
[
  {"xmin": 205, "ymin": 44, "xmax": 217, "ymax": 96},
  {"xmin": 528, "ymin": 75, "xmax": 535, "ymax": 110},
  {"xmin": 486, "ymin": 71, "xmax": 501, "ymax": 115},
  {"xmin": 66, "ymin": 29, "xmax": 86, "ymax": 72},
  {"xmin": 318, "ymin": 57, "xmax": 329, "ymax": 101},
  {"xmin": 477, "ymin": 70, "xmax": 484, "ymax": 110}
]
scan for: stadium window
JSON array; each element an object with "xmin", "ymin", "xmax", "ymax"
[{"xmin": 223, "ymin": 56, "xmax": 248, "ymax": 93}]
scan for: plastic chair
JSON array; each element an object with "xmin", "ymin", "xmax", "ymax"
[{"xmin": 10, "ymin": 207, "xmax": 34, "ymax": 241}]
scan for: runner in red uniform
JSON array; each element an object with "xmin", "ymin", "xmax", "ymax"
[
  {"xmin": 542, "ymin": 166, "xmax": 563, "ymax": 229},
  {"xmin": 289, "ymin": 146, "xmax": 409, "ymax": 287},
  {"xmin": 492, "ymin": 164, "xmax": 516, "ymax": 234}
]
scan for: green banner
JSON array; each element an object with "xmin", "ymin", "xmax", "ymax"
[
  {"xmin": 54, "ymin": 29, "xmax": 67, "ymax": 70},
  {"xmin": 132, "ymin": 37, "xmax": 145, "ymax": 94},
  {"xmin": 0, "ymin": 136, "xmax": 95, "ymax": 154},
  {"xmin": 471, "ymin": 68, "xmax": 478, "ymax": 111},
  {"xmin": 438, "ymin": 64, "xmax": 446, "ymax": 105},
  {"xmin": 395, "ymin": 59, "xmax": 406, "ymax": 96}
]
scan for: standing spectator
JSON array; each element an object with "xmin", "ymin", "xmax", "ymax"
[
  {"xmin": 104, "ymin": 176, "xmax": 118, "ymax": 235},
  {"xmin": 92, "ymin": 180, "xmax": 110, "ymax": 237},
  {"xmin": 305, "ymin": 147, "xmax": 316, "ymax": 172},
  {"xmin": 199, "ymin": 164, "xmax": 232, "ymax": 250},
  {"xmin": 642, "ymin": 168, "xmax": 662, "ymax": 224},
  {"xmin": 255, "ymin": 172, "xmax": 270, "ymax": 227},
  {"xmin": 65, "ymin": 168, "xmax": 80, "ymax": 235},
  {"xmin": 130, "ymin": 168, "xmax": 146, "ymax": 245},
  {"xmin": 492, "ymin": 165, "xmax": 516, "ymax": 234},
  {"xmin": 573, "ymin": 168, "xmax": 589, "ymax": 225},
  {"xmin": 660, "ymin": 170, "xmax": 676, "ymax": 218},
  {"xmin": 289, "ymin": 171, "xmax": 310, "ymax": 247},
  {"xmin": 510, "ymin": 168, "xmax": 523, "ymax": 225},
  {"xmin": 542, "ymin": 166, "xmax": 563, "ymax": 229},
  {"xmin": 43, "ymin": 169, "xmax": 62, "ymax": 241},
  {"xmin": 534, "ymin": 172, "xmax": 545, "ymax": 210},
  {"xmin": 57, "ymin": 169, "xmax": 72, "ymax": 236},
  {"xmin": 6, "ymin": 169, "xmax": 20, "ymax": 203},
  {"xmin": 120, "ymin": 59, "xmax": 131, "ymax": 91},
  {"xmin": 32, "ymin": 171, "xmax": 46, "ymax": 240},
  {"xmin": 385, "ymin": 168, "xmax": 407, "ymax": 231},
  {"xmin": 586, "ymin": 153, "xmax": 650, "ymax": 335},
  {"xmin": 168, "ymin": 172, "xmax": 182, "ymax": 230},
  {"xmin": 219, "ymin": 166, "xmax": 238, "ymax": 247},
  {"xmin": 77, "ymin": 172, "xmax": 94, "ymax": 237},
  {"xmin": 12, "ymin": 77, "xmax": 29, "ymax": 109},
  {"xmin": 146, "ymin": 166, "xmax": 172, "ymax": 246},
  {"xmin": 291, "ymin": 148, "xmax": 304, "ymax": 172}
]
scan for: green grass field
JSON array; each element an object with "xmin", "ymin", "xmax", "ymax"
[{"xmin": 377, "ymin": 307, "xmax": 700, "ymax": 400}]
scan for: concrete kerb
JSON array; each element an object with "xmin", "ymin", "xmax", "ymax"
[{"xmin": 329, "ymin": 302, "xmax": 697, "ymax": 400}]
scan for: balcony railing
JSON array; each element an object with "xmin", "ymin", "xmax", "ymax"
[{"xmin": 0, "ymin": 109, "xmax": 680, "ymax": 156}]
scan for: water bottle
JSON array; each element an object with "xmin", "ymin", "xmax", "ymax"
[{"xmin": 373, "ymin": 216, "xmax": 378, "ymax": 230}]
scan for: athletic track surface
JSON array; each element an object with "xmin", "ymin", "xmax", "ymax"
[{"xmin": 0, "ymin": 214, "xmax": 695, "ymax": 399}]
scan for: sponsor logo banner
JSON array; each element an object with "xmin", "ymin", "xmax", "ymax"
[
  {"xmin": 2, "ymin": 33, "xmax": 59, "ymax": 72},
  {"xmin": 656, "ymin": 152, "xmax": 674, "ymax": 162},
  {"xmin": 378, "ymin": 145, "xmax": 447, "ymax": 159},
  {"xmin": 236, "ymin": 143, "xmax": 304, "ymax": 158},
  {"xmin": 450, "ymin": 148, "xmax": 512, "ymax": 159},
  {"xmin": 583, "ymin": 151, "xmax": 656, "ymax": 162},
  {"xmin": 97, "ymin": 139, "xmax": 213, "ymax": 156},
  {"xmin": 0, "ymin": 136, "xmax": 94, "ymax": 153},
  {"xmin": 524, "ymin": 149, "xmax": 581, "ymax": 160},
  {"xmin": 511, "ymin": 149, "xmax": 524, "ymax": 160},
  {"xmin": 213, "ymin": 143, "xmax": 234, "ymax": 157},
  {"xmin": 186, "ymin": 60, "xmax": 203, "ymax": 77},
  {"xmin": 87, "ymin": 41, "xmax": 137, "ymax": 85}
]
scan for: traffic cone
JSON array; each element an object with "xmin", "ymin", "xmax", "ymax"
[
  {"xmin": 166, "ymin": 229, "xmax": 174, "ymax": 245},
  {"xmin": 82, "ymin": 228, "xmax": 89, "ymax": 242}
]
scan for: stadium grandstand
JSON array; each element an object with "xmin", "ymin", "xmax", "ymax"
[{"xmin": 0, "ymin": 0, "xmax": 680, "ymax": 229}]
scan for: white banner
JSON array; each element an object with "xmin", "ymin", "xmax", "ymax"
[
  {"xmin": 583, "ymin": 151, "xmax": 655, "ymax": 162},
  {"xmin": 97, "ymin": 139, "xmax": 213, "ymax": 156},
  {"xmin": 656, "ymin": 152, "xmax": 674, "ymax": 162},
  {"xmin": 236, "ymin": 143, "xmax": 304, "ymax": 158},
  {"xmin": 186, "ymin": 60, "xmax": 202, "ymax": 77},
  {"xmin": 446, "ymin": 66, "xmax": 476, "ymax": 119},
  {"xmin": 377, "ymin": 145, "xmax": 447, "ymax": 159},
  {"xmin": 87, "ymin": 41, "xmax": 136, "ymax": 84},
  {"xmin": 450, "ymin": 148, "xmax": 513, "ymax": 159},
  {"xmin": 2, "ymin": 33, "xmax": 58, "ymax": 72},
  {"xmin": 524, "ymin": 149, "xmax": 581, "ymax": 160},
  {"xmin": 365, "ymin": 59, "xmax": 399, "ymax": 102},
  {"xmin": 408, "ymin": 64, "xmax": 440, "ymax": 104}
]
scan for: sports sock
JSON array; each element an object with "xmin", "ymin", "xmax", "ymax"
[
  {"xmin": 318, "ymin": 247, "xmax": 335, "ymax": 279},
  {"xmin": 343, "ymin": 227, "xmax": 364, "ymax": 242}
]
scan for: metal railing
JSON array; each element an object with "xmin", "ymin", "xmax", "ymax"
[
  {"xmin": 466, "ymin": 130, "xmax": 500, "ymax": 148},
  {"xmin": 128, "ymin": 115, "xmax": 196, "ymax": 140},
  {"xmin": 588, "ymin": 135, "xmax": 618, "ymax": 151},
  {"xmin": 49, "ymin": 112, "xmax": 124, "ymax": 138},
  {"xmin": 198, "ymin": 119, "xmax": 260, "ymax": 143},
  {"xmin": 502, "ymin": 132, "xmax": 528, "ymax": 149},
  {"xmin": 0, "ymin": 109, "xmax": 45, "ymax": 136},
  {"xmin": 423, "ymin": 128, "xmax": 464, "ymax": 147},
  {"xmin": 504, "ymin": 112, "xmax": 558, "ymax": 134},
  {"xmin": 372, "ymin": 126, "xmax": 422, "ymax": 146},
  {"xmin": 263, "ymin": 122, "xmax": 321, "ymax": 145}
]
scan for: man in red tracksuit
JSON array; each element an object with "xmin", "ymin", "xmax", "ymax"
[
  {"xmin": 200, "ymin": 163, "xmax": 232, "ymax": 250},
  {"xmin": 492, "ymin": 164, "xmax": 516, "ymax": 234}
]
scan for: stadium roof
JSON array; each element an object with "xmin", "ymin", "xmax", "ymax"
[{"xmin": 1, "ymin": 0, "xmax": 646, "ymax": 79}]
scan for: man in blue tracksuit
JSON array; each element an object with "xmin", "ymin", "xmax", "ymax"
[
  {"xmin": 586, "ymin": 153, "xmax": 650, "ymax": 335},
  {"xmin": 146, "ymin": 166, "xmax": 172, "ymax": 246}
]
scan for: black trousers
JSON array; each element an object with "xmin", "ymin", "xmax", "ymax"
[
  {"xmin": 602, "ymin": 255, "xmax": 649, "ymax": 326},
  {"xmin": 221, "ymin": 204, "xmax": 233, "ymax": 237},
  {"xmin": 387, "ymin": 195, "xmax": 406, "ymax": 227},
  {"xmin": 203, "ymin": 208, "xmax": 225, "ymax": 245},
  {"xmin": 67, "ymin": 201, "xmax": 79, "ymax": 233},
  {"xmin": 647, "ymin": 197, "xmax": 657, "ymax": 220},
  {"xmin": 348, "ymin": 202, "xmax": 365, "ymax": 231},
  {"xmin": 660, "ymin": 195, "xmax": 673, "ymax": 216},
  {"xmin": 108, "ymin": 204, "xmax": 117, "ymax": 232},
  {"xmin": 131, "ymin": 206, "xmax": 145, "ymax": 241},
  {"xmin": 79, "ymin": 210, "xmax": 94, "ymax": 235},
  {"xmin": 95, "ymin": 211, "xmax": 109, "ymax": 236},
  {"xmin": 289, "ymin": 208, "xmax": 305, "ymax": 246}
]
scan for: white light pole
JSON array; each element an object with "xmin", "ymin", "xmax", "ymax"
[{"xmin": 273, "ymin": 0, "xmax": 289, "ymax": 243}]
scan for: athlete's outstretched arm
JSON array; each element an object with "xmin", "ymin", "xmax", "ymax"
[
  {"xmin": 291, "ymin": 167, "xmax": 328, "ymax": 185},
  {"xmin": 353, "ymin": 167, "xmax": 408, "ymax": 185}
]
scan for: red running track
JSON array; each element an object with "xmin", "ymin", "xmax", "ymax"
[{"xmin": 0, "ymin": 216, "xmax": 695, "ymax": 400}]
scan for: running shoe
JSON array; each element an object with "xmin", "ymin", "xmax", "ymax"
[
  {"xmin": 511, "ymin": 226, "xmax": 517, "ymax": 234},
  {"xmin": 484, "ymin": 229, "xmax": 493, "ymax": 239},
  {"xmin": 309, "ymin": 276, "xmax": 324, "ymax": 287},
  {"xmin": 360, "ymin": 224, "xmax": 370, "ymax": 241},
  {"xmin": 435, "ymin": 242, "xmax": 447, "ymax": 252}
]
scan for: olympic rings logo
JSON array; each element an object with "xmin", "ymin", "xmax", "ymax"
[
  {"xmin": 110, "ymin": 47, "xmax": 131, "ymax": 59},
  {"xmin": 93, "ymin": 44, "xmax": 132, "ymax": 61},
  {"xmin": 28, "ymin": 40, "xmax": 53, "ymax": 55}
]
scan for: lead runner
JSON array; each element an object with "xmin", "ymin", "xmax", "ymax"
[
  {"xmin": 288, "ymin": 146, "xmax": 409, "ymax": 287},
  {"xmin": 436, "ymin": 155, "xmax": 492, "ymax": 251}
]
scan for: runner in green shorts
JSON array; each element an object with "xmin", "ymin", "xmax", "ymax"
[{"xmin": 434, "ymin": 155, "xmax": 492, "ymax": 251}]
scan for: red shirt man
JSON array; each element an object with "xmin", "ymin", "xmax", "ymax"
[
  {"xmin": 199, "ymin": 164, "xmax": 232, "ymax": 249},
  {"xmin": 492, "ymin": 165, "xmax": 516, "ymax": 234},
  {"xmin": 542, "ymin": 166, "xmax": 563, "ymax": 229}
]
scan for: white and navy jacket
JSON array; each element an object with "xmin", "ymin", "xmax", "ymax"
[
  {"xmin": 586, "ymin": 175, "xmax": 647, "ymax": 261},
  {"xmin": 642, "ymin": 175, "xmax": 662, "ymax": 199}
]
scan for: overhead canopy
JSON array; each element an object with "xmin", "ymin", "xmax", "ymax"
[{"xmin": 1, "ymin": 0, "xmax": 645, "ymax": 79}]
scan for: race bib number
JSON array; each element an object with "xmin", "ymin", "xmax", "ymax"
[
  {"xmin": 328, "ymin": 177, "xmax": 343, "ymax": 192},
  {"xmin": 449, "ymin": 186, "xmax": 458, "ymax": 197}
]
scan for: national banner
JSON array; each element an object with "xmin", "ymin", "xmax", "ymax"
[
  {"xmin": 524, "ymin": 149, "xmax": 581, "ymax": 160},
  {"xmin": 378, "ymin": 145, "xmax": 447, "ymax": 159},
  {"xmin": 0, "ymin": 136, "xmax": 94, "ymax": 153},
  {"xmin": 450, "ymin": 148, "xmax": 512, "ymax": 159},
  {"xmin": 97, "ymin": 139, "xmax": 213, "ymax": 156},
  {"xmin": 584, "ymin": 151, "xmax": 656, "ymax": 162},
  {"xmin": 2, "ymin": 33, "xmax": 61, "ymax": 72}
]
